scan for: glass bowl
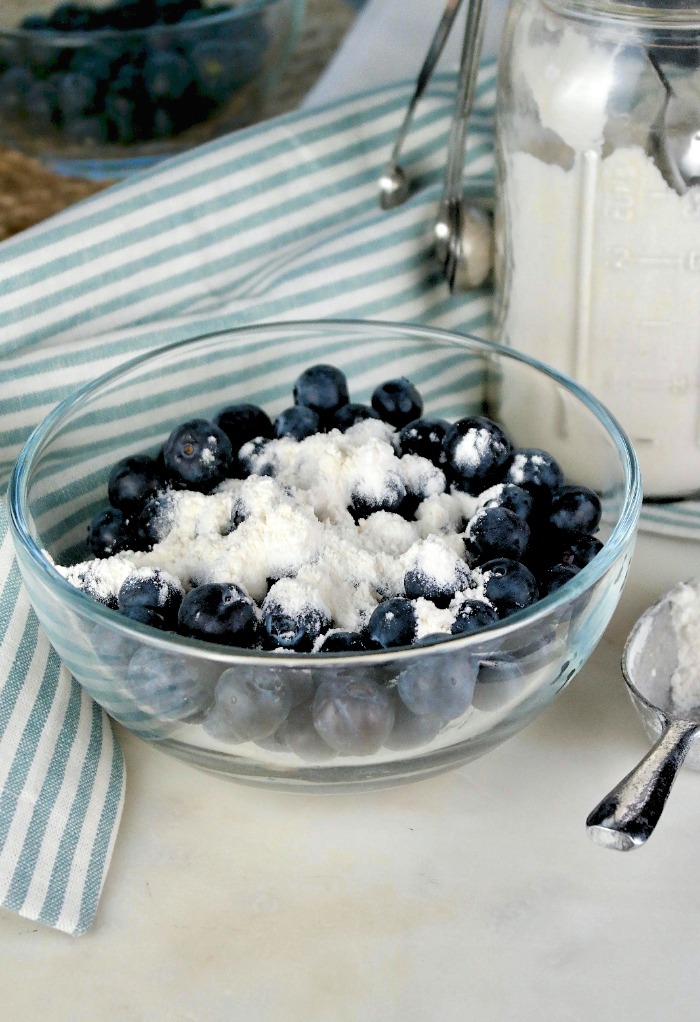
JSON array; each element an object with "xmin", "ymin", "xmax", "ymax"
[
  {"xmin": 0, "ymin": 0, "xmax": 304, "ymax": 179},
  {"xmin": 9, "ymin": 320, "xmax": 642, "ymax": 792}
]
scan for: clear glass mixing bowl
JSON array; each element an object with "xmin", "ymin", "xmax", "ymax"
[{"xmin": 9, "ymin": 320, "xmax": 642, "ymax": 791}]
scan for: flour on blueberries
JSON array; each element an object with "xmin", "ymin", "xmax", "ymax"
[{"xmin": 58, "ymin": 361, "xmax": 604, "ymax": 653}]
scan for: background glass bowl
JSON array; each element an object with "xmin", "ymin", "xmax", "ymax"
[
  {"xmin": 0, "ymin": 0, "xmax": 305, "ymax": 179},
  {"xmin": 9, "ymin": 320, "xmax": 642, "ymax": 792}
]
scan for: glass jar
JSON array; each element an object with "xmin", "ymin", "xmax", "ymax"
[{"xmin": 494, "ymin": 0, "xmax": 700, "ymax": 499}]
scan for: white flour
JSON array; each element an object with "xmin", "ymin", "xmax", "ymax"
[
  {"xmin": 669, "ymin": 581, "xmax": 700, "ymax": 716},
  {"xmin": 59, "ymin": 420, "xmax": 491, "ymax": 641}
]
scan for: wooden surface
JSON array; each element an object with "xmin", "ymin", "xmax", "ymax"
[{"xmin": 0, "ymin": 0, "xmax": 357, "ymax": 240}]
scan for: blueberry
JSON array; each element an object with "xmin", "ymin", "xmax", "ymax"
[
  {"xmin": 557, "ymin": 534, "xmax": 604, "ymax": 569},
  {"xmin": 261, "ymin": 592, "xmax": 330, "ymax": 652},
  {"xmin": 143, "ymin": 50, "xmax": 192, "ymax": 103},
  {"xmin": 478, "ymin": 558, "xmax": 539, "ymax": 618},
  {"xmin": 151, "ymin": 106, "xmax": 177, "ymax": 139},
  {"xmin": 0, "ymin": 68, "xmax": 33, "ymax": 119},
  {"xmin": 465, "ymin": 506, "xmax": 530, "ymax": 563},
  {"xmin": 443, "ymin": 416, "xmax": 512, "ymax": 494},
  {"xmin": 188, "ymin": 38, "xmax": 250, "ymax": 104},
  {"xmin": 548, "ymin": 485, "xmax": 602, "ymax": 535},
  {"xmin": 274, "ymin": 405, "xmax": 320, "ymax": 441},
  {"xmin": 105, "ymin": 0, "xmax": 159, "ymax": 30},
  {"xmin": 126, "ymin": 646, "xmax": 214, "ymax": 722},
  {"xmin": 70, "ymin": 44, "xmax": 121, "ymax": 82},
  {"xmin": 226, "ymin": 497, "xmax": 249, "ymax": 535},
  {"xmin": 504, "ymin": 448, "xmax": 564, "ymax": 504},
  {"xmin": 213, "ymin": 402, "xmax": 274, "ymax": 453},
  {"xmin": 450, "ymin": 599, "xmax": 499, "ymax": 635},
  {"xmin": 371, "ymin": 377, "xmax": 423, "ymax": 428},
  {"xmin": 177, "ymin": 582, "xmax": 259, "ymax": 647},
  {"xmin": 397, "ymin": 417, "xmax": 449, "ymax": 463},
  {"xmin": 275, "ymin": 703, "xmax": 337, "ymax": 762},
  {"xmin": 20, "ymin": 14, "xmax": 51, "ymax": 29},
  {"xmin": 87, "ymin": 507, "xmax": 135, "ymax": 558},
  {"xmin": 23, "ymin": 80, "xmax": 59, "ymax": 132},
  {"xmin": 56, "ymin": 71, "xmax": 98, "ymax": 120},
  {"xmin": 396, "ymin": 650, "xmax": 477, "ymax": 720},
  {"xmin": 293, "ymin": 363, "xmax": 349, "ymax": 421},
  {"xmin": 403, "ymin": 556, "xmax": 471, "ymax": 609},
  {"xmin": 163, "ymin": 418, "xmax": 233, "ymax": 492},
  {"xmin": 312, "ymin": 677, "xmax": 395, "ymax": 755},
  {"xmin": 155, "ymin": 0, "xmax": 202, "ymax": 24},
  {"xmin": 104, "ymin": 89, "xmax": 139, "ymax": 144},
  {"xmin": 108, "ymin": 453, "xmax": 163, "ymax": 513},
  {"xmin": 349, "ymin": 471, "xmax": 406, "ymax": 520},
  {"xmin": 118, "ymin": 567, "xmax": 183, "ymax": 630},
  {"xmin": 478, "ymin": 482, "xmax": 534, "ymax": 521},
  {"xmin": 400, "ymin": 457, "xmax": 446, "ymax": 509},
  {"xmin": 137, "ymin": 491, "xmax": 176, "ymax": 549},
  {"xmin": 286, "ymin": 667, "xmax": 317, "ymax": 707},
  {"xmin": 332, "ymin": 403, "xmax": 380, "ymax": 432},
  {"xmin": 539, "ymin": 563, "xmax": 580, "ymax": 596},
  {"xmin": 104, "ymin": 63, "xmax": 151, "ymax": 142},
  {"xmin": 48, "ymin": 3, "xmax": 100, "ymax": 31},
  {"xmin": 237, "ymin": 436, "xmax": 273, "ymax": 476},
  {"xmin": 317, "ymin": 630, "xmax": 370, "ymax": 652},
  {"xmin": 202, "ymin": 666, "xmax": 293, "ymax": 743},
  {"xmin": 67, "ymin": 557, "xmax": 122, "ymax": 608},
  {"xmin": 383, "ymin": 696, "xmax": 447, "ymax": 750},
  {"xmin": 366, "ymin": 597, "xmax": 417, "ymax": 648},
  {"xmin": 90, "ymin": 624, "xmax": 139, "ymax": 680}
]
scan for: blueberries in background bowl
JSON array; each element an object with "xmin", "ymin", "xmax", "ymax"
[{"xmin": 0, "ymin": 0, "xmax": 302, "ymax": 176}]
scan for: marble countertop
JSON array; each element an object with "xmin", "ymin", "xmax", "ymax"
[{"xmin": 2, "ymin": 525, "xmax": 700, "ymax": 1020}]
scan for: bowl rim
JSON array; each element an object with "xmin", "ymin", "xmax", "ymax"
[
  {"xmin": 8, "ymin": 317, "xmax": 643, "ymax": 668},
  {"xmin": 0, "ymin": 0, "xmax": 290, "ymax": 41}
]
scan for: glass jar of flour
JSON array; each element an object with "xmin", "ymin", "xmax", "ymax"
[{"xmin": 494, "ymin": 0, "xmax": 700, "ymax": 498}]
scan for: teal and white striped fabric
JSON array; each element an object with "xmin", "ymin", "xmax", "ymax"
[{"xmin": 1, "ymin": 57, "xmax": 697, "ymax": 935}]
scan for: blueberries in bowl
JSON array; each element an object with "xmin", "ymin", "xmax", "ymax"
[{"xmin": 58, "ymin": 356, "xmax": 611, "ymax": 767}]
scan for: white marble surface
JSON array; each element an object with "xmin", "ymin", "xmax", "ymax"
[{"xmin": 3, "ymin": 525, "xmax": 700, "ymax": 1020}]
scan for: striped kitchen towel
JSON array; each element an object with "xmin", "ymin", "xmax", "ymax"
[{"xmin": 0, "ymin": 63, "xmax": 497, "ymax": 935}]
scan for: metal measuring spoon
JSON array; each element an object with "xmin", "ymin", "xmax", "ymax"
[
  {"xmin": 378, "ymin": 0, "xmax": 466, "ymax": 210},
  {"xmin": 647, "ymin": 51, "xmax": 700, "ymax": 194},
  {"xmin": 435, "ymin": 0, "xmax": 493, "ymax": 291},
  {"xmin": 586, "ymin": 582, "xmax": 700, "ymax": 851}
]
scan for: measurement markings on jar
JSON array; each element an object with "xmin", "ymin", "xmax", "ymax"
[{"xmin": 606, "ymin": 248, "xmax": 695, "ymax": 271}]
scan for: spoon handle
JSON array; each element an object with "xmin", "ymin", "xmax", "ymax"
[
  {"xmin": 444, "ymin": 0, "xmax": 489, "ymax": 204},
  {"xmin": 389, "ymin": 0, "xmax": 465, "ymax": 167},
  {"xmin": 586, "ymin": 718, "xmax": 699, "ymax": 851}
]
